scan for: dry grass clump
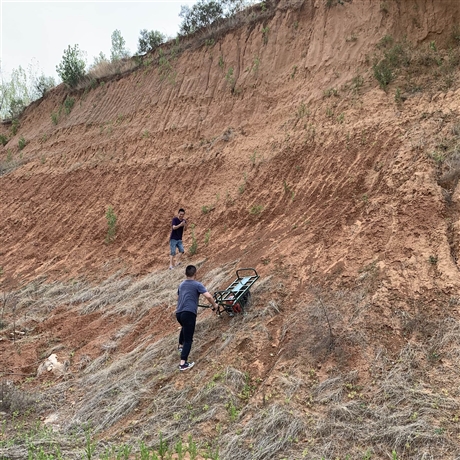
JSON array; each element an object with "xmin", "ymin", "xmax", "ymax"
[
  {"xmin": 68, "ymin": 379, "xmax": 142, "ymax": 433},
  {"xmin": 307, "ymin": 341, "xmax": 460, "ymax": 459},
  {"xmin": 0, "ymin": 380, "xmax": 36, "ymax": 413},
  {"xmin": 88, "ymin": 59, "xmax": 137, "ymax": 80},
  {"xmin": 75, "ymin": 58, "xmax": 138, "ymax": 90},
  {"xmin": 0, "ymin": 151, "xmax": 28, "ymax": 177},
  {"xmin": 430, "ymin": 317, "xmax": 460, "ymax": 361},
  {"xmin": 220, "ymin": 403, "xmax": 306, "ymax": 460}
]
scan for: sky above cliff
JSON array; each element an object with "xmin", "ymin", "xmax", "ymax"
[{"xmin": 1, "ymin": 0, "xmax": 197, "ymax": 82}]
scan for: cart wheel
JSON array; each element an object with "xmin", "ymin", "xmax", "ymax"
[{"xmin": 239, "ymin": 291, "xmax": 251, "ymax": 312}]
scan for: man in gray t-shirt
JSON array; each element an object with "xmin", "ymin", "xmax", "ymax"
[{"xmin": 176, "ymin": 265, "xmax": 217, "ymax": 371}]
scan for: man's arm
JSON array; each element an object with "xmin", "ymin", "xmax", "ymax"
[
  {"xmin": 172, "ymin": 218, "xmax": 187, "ymax": 230},
  {"xmin": 202, "ymin": 291, "xmax": 218, "ymax": 310}
]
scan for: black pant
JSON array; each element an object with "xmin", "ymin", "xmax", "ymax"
[{"xmin": 176, "ymin": 311, "xmax": 196, "ymax": 361}]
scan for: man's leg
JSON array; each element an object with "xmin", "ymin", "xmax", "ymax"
[
  {"xmin": 176, "ymin": 313, "xmax": 184, "ymax": 350},
  {"xmin": 177, "ymin": 311, "xmax": 196, "ymax": 364},
  {"xmin": 175, "ymin": 240, "xmax": 184, "ymax": 266},
  {"xmin": 169, "ymin": 240, "xmax": 177, "ymax": 269}
]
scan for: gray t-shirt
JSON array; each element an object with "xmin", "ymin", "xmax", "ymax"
[{"xmin": 176, "ymin": 279, "xmax": 208, "ymax": 315}]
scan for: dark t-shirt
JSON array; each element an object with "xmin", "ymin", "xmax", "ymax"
[
  {"xmin": 170, "ymin": 217, "xmax": 184, "ymax": 240},
  {"xmin": 176, "ymin": 280, "xmax": 208, "ymax": 315}
]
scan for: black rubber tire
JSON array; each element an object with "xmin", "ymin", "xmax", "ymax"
[{"xmin": 239, "ymin": 291, "xmax": 251, "ymax": 312}]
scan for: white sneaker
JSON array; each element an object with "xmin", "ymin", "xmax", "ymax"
[{"xmin": 179, "ymin": 362, "xmax": 195, "ymax": 371}]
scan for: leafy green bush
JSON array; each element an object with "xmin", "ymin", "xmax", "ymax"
[
  {"xmin": 64, "ymin": 96, "xmax": 75, "ymax": 115},
  {"xmin": 373, "ymin": 37, "xmax": 410, "ymax": 91},
  {"xmin": 18, "ymin": 136, "xmax": 26, "ymax": 150},
  {"xmin": 0, "ymin": 134, "xmax": 8, "ymax": 146},
  {"xmin": 56, "ymin": 44, "xmax": 86, "ymax": 88},
  {"xmin": 9, "ymin": 98, "xmax": 26, "ymax": 118},
  {"xmin": 373, "ymin": 60, "xmax": 393, "ymax": 90},
  {"xmin": 11, "ymin": 120, "xmax": 19, "ymax": 135},
  {"xmin": 137, "ymin": 29, "xmax": 165, "ymax": 54}
]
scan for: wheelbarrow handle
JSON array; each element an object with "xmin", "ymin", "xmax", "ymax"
[{"xmin": 198, "ymin": 304, "xmax": 216, "ymax": 311}]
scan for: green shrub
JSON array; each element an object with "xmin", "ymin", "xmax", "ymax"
[
  {"xmin": 64, "ymin": 96, "xmax": 75, "ymax": 115},
  {"xmin": 262, "ymin": 26, "xmax": 270, "ymax": 45},
  {"xmin": 296, "ymin": 102, "xmax": 308, "ymax": 118},
  {"xmin": 189, "ymin": 224, "xmax": 198, "ymax": 255},
  {"xmin": 10, "ymin": 119, "xmax": 19, "ymax": 135},
  {"xmin": 56, "ymin": 44, "xmax": 86, "ymax": 88},
  {"xmin": 0, "ymin": 134, "xmax": 8, "ymax": 146},
  {"xmin": 158, "ymin": 49, "xmax": 176, "ymax": 84},
  {"xmin": 373, "ymin": 60, "xmax": 393, "ymax": 90},
  {"xmin": 373, "ymin": 38, "xmax": 410, "ymax": 91},
  {"xmin": 51, "ymin": 112, "xmax": 59, "ymax": 125},
  {"xmin": 250, "ymin": 204, "xmax": 264, "ymax": 215},
  {"xmin": 105, "ymin": 206, "xmax": 117, "ymax": 244},
  {"xmin": 225, "ymin": 67, "xmax": 235, "ymax": 89},
  {"xmin": 9, "ymin": 98, "xmax": 25, "ymax": 118},
  {"xmin": 18, "ymin": 136, "xmax": 26, "ymax": 150},
  {"xmin": 137, "ymin": 29, "xmax": 165, "ymax": 54}
]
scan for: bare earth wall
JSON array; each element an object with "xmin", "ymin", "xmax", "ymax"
[{"xmin": 1, "ymin": 0, "xmax": 460, "ymax": 304}]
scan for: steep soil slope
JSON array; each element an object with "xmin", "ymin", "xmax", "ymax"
[
  {"xmin": 2, "ymin": 0, "xmax": 460, "ymax": 459},
  {"xmin": 1, "ymin": 0, "xmax": 459, "ymax": 299}
]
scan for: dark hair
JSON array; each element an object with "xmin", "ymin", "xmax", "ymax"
[
  {"xmin": 179, "ymin": 208, "xmax": 185, "ymax": 213},
  {"xmin": 185, "ymin": 265, "xmax": 196, "ymax": 277}
]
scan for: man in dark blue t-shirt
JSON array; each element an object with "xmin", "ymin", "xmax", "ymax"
[
  {"xmin": 169, "ymin": 208, "xmax": 188, "ymax": 270},
  {"xmin": 176, "ymin": 265, "xmax": 218, "ymax": 371}
]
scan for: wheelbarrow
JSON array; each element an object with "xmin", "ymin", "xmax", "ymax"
[{"xmin": 199, "ymin": 268, "xmax": 259, "ymax": 317}]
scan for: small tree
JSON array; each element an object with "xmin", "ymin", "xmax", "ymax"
[
  {"xmin": 110, "ymin": 30, "xmax": 130, "ymax": 61},
  {"xmin": 34, "ymin": 74, "xmax": 56, "ymax": 97},
  {"xmin": 56, "ymin": 45, "xmax": 86, "ymax": 88},
  {"xmin": 179, "ymin": 0, "xmax": 223, "ymax": 35},
  {"xmin": 89, "ymin": 52, "xmax": 109, "ymax": 71},
  {"xmin": 0, "ymin": 61, "xmax": 55, "ymax": 118},
  {"xmin": 1, "ymin": 66, "xmax": 29, "ymax": 119},
  {"xmin": 179, "ymin": 0, "xmax": 249, "ymax": 36},
  {"xmin": 137, "ymin": 29, "xmax": 165, "ymax": 54},
  {"xmin": 9, "ymin": 98, "xmax": 25, "ymax": 119}
]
